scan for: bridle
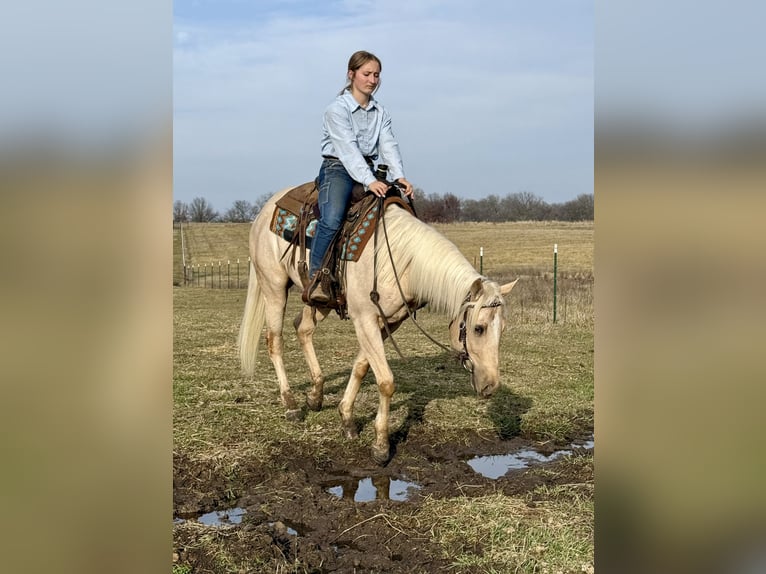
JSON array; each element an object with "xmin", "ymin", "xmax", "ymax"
[{"xmin": 456, "ymin": 296, "xmax": 503, "ymax": 374}]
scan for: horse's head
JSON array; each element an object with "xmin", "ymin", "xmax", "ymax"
[{"xmin": 449, "ymin": 278, "xmax": 518, "ymax": 398}]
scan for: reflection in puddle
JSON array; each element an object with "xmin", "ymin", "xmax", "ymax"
[
  {"xmin": 174, "ymin": 509, "xmax": 306, "ymax": 537},
  {"xmin": 326, "ymin": 475, "xmax": 422, "ymax": 502},
  {"xmin": 467, "ymin": 450, "xmax": 566, "ymax": 479},
  {"xmin": 174, "ymin": 507, "xmax": 246, "ymax": 527},
  {"xmin": 268, "ymin": 521, "xmax": 300, "ymax": 536},
  {"xmin": 467, "ymin": 435, "xmax": 594, "ymax": 479}
]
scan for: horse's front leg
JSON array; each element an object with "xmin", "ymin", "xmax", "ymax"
[
  {"xmin": 352, "ymin": 316, "xmax": 396, "ymax": 465},
  {"xmin": 294, "ymin": 305, "xmax": 332, "ymax": 411},
  {"xmin": 371, "ymin": 372, "xmax": 395, "ymax": 465},
  {"xmin": 339, "ymin": 317, "xmax": 406, "ymax": 446},
  {"xmin": 338, "ymin": 352, "xmax": 370, "ymax": 439}
]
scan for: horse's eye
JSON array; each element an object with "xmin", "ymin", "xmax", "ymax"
[{"xmin": 474, "ymin": 325, "xmax": 485, "ymax": 336}]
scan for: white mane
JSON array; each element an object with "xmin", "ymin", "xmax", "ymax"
[{"xmin": 374, "ymin": 206, "xmax": 483, "ymax": 319}]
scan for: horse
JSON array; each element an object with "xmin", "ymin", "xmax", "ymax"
[{"xmin": 238, "ymin": 186, "xmax": 518, "ymax": 464}]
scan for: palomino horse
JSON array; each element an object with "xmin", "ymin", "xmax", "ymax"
[{"xmin": 239, "ymin": 187, "xmax": 517, "ymax": 464}]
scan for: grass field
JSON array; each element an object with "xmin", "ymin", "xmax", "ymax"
[
  {"xmin": 173, "ymin": 218, "xmax": 593, "ymax": 573},
  {"xmin": 174, "ymin": 220, "xmax": 593, "ymax": 273}
]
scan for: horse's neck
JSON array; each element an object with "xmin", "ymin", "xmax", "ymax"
[
  {"xmin": 408, "ymin": 240, "xmax": 481, "ymax": 318},
  {"xmin": 376, "ymin": 206, "xmax": 482, "ymax": 317}
]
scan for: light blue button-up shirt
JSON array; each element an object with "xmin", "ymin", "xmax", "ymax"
[{"xmin": 320, "ymin": 90, "xmax": 405, "ymax": 188}]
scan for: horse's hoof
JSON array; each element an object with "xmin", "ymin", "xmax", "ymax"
[
  {"xmin": 371, "ymin": 445, "xmax": 390, "ymax": 466},
  {"xmin": 285, "ymin": 408, "xmax": 304, "ymax": 422},
  {"xmin": 306, "ymin": 396, "xmax": 323, "ymax": 412},
  {"xmin": 342, "ymin": 425, "xmax": 359, "ymax": 440}
]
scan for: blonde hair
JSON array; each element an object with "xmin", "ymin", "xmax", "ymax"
[{"xmin": 339, "ymin": 50, "xmax": 383, "ymax": 95}]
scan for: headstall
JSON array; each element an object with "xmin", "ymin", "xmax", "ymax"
[{"xmin": 457, "ymin": 294, "xmax": 503, "ymax": 373}]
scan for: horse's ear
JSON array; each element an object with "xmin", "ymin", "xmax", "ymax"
[
  {"xmin": 469, "ymin": 277, "xmax": 483, "ymax": 299},
  {"xmin": 500, "ymin": 279, "xmax": 519, "ymax": 296}
]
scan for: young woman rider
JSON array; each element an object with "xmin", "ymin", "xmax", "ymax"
[{"xmin": 304, "ymin": 50, "xmax": 414, "ymax": 305}]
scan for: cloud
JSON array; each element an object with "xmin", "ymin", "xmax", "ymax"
[{"xmin": 173, "ymin": 1, "xmax": 594, "ymax": 205}]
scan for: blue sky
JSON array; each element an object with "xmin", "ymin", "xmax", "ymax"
[{"xmin": 173, "ymin": 0, "xmax": 594, "ymax": 209}]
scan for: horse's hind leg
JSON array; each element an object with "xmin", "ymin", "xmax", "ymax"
[
  {"xmin": 261, "ymin": 279, "xmax": 303, "ymax": 421},
  {"xmin": 294, "ymin": 304, "xmax": 332, "ymax": 411}
]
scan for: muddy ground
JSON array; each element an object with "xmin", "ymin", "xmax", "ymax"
[{"xmin": 173, "ymin": 430, "xmax": 593, "ymax": 573}]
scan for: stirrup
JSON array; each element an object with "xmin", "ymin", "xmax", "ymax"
[{"xmin": 302, "ymin": 268, "xmax": 332, "ymax": 305}]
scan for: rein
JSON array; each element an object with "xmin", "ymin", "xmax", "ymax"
[{"xmin": 369, "ymin": 194, "xmax": 415, "ymax": 359}]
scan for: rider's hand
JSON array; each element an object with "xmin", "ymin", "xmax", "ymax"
[
  {"xmin": 395, "ymin": 178, "xmax": 414, "ymax": 197},
  {"xmin": 368, "ymin": 180, "xmax": 389, "ymax": 197}
]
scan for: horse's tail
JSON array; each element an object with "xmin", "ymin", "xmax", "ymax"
[{"xmin": 238, "ymin": 258, "xmax": 266, "ymax": 377}]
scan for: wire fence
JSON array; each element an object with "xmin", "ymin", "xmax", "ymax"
[
  {"xmin": 174, "ymin": 222, "xmax": 252, "ymax": 288},
  {"xmin": 182, "ymin": 258, "xmax": 251, "ymax": 288}
]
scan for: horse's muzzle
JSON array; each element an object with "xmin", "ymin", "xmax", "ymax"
[{"xmin": 473, "ymin": 376, "xmax": 500, "ymax": 399}]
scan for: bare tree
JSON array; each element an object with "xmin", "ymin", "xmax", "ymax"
[
  {"xmin": 253, "ymin": 193, "xmax": 271, "ymax": 216},
  {"xmin": 415, "ymin": 191, "xmax": 463, "ymax": 223},
  {"xmin": 502, "ymin": 191, "xmax": 548, "ymax": 221},
  {"xmin": 173, "ymin": 200, "xmax": 189, "ymax": 223},
  {"xmin": 223, "ymin": 200, "xmax": 258, "ymax": 223},
  {"xmin": 459, "ymin": 198, "xmax": 482, "ymax": 222},
  {"xmin": 414, "ymin": 190, "xmax": 442, "ymax": 222},
  {"xmin": 556, "ymin": 194, "xmax": 594, "ymax": 221},
  {"xmin": 442, "ymin": 193, "xmax": 461, "ymax": 222},
  {"xmin": 189, "ymin": 197, "xmax": 218, "ymax": 222}
]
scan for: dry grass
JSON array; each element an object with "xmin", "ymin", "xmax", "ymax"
[
  {"xmin": 417, "ymin": 461, "xmax": 594, "ymax": 573},
  {"xmin": 175, "ymin": 219, "xmax": 593, "ymax": 276},
  {"xmin": 173, "ymin": 219, "xmax": 594, "ymax": 572},
  {"xmin": 178, "ymin": 222, "xmax": 252, "ymax": 265},
  {"xmin": 174, "ymin": 220, "xmax": 594, "ymax": 456},
  {"xmin": 433, "ymin": 220, "xmax": 593, "ymax": 275}
]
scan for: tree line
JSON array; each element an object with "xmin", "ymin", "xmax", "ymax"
[{"xmin": 173, "ymin": 190, "xmax": 593, "ymax": 224}]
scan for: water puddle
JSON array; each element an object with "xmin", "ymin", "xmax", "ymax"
[
  {"xmin": 467, "ymin": 435, "xmax": 594, "ymax": 479},
  {"xmin": 174, "ymin": 507, "xmax": 246, "ymax": 527},
  {"xmin": 174, "ymin": 508, "xmax": 308, "ymax": 537},
  {"xmin": 268, "ymin": 521, "xmax": 302, "ymax": 536},
  {"xmin": 325, "ymin": 475, "xmax": 422, "ymax": 502}
]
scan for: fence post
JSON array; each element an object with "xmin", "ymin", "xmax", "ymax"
[
  {"xmin": 553, "ymin": 244, "xmax": 558, "ymax": 323},
  {"xmin": 218, "ymin": 260, "xmax": 222, "ymax": 288},
  {"xmin": 480, "ymin": 246, "xmax": 484, "ymax": 274},
  {"xmin": 227, "ymin": 260, "xmax": 231, "ymax": 288}
]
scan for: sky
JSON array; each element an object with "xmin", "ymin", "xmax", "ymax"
[{"xmin": 173, "ymin": 0, "xmax": 594, "ymax": 210}]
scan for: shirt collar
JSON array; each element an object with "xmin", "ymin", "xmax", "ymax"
[{"xmin": 342, "ymin": 89, "xmax": 378, "ymax": 111}]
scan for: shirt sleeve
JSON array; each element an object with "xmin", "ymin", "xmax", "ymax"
[
  {"xmin": 323, "ymin": 104, "xmax": 377, "ymax": 187},
  {"xmin": 376, "ymin": 107, "xmax": 405, "ymax": 181}
]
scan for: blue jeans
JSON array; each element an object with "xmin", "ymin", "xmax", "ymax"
[{"xmin": 309, "ymin": 158, "xmax": 356, "ymax": 278}]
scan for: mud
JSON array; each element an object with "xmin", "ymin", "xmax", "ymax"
[{"xmin": 173, "ymin": 431, "xmax": 593, "ymax": 573}]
